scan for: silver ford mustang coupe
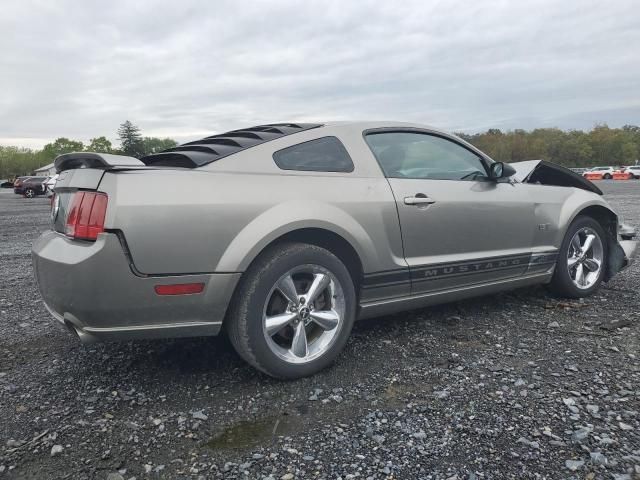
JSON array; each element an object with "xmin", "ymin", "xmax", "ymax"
[{"xmin": 33, "ymin": 122, "xmax": 637, "ymax": 378}]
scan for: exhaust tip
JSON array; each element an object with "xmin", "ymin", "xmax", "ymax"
[{"xmin": 64, "ymin": 319, "xmax": 98, "ymax": 345}]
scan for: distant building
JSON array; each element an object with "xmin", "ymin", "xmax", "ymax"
[{"xmin": 33, "ymin": 162, "xmax": 56, "ymax": 176}]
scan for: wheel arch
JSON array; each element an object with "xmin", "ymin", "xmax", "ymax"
[
  {"xmin": 260, "ymin": 228, "xmax": 364, "ymax": 287},
  {"xmin": 225, "ymin": 226, "xmax": 365, "ymax": 289},
  {"xmin": 572, "ymin": 204, "xmax": 618, "ymax": 239},
  {"xmin": 556, "ymin": 190, "xmax": 619, "ymax": 245},
  {"xmin": 221, "ymin": 226, "xmax": 366, "ymax": 330},
  {"xmin": 568, "ymin": 204, "xmax": 625, "ymax": 281},
  {"xmin": 215, "ymin": 200, "xmax": 379, "ymax": 280}
]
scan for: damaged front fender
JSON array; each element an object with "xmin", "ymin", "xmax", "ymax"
[{"xmin": 511, "ymin": 160, "xmax": 637, "ymax": 280}]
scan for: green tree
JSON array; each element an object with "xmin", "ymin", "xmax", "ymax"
[
  {"xmin": 117, "ymin": 120, "xmax": 144, "ymax": 158},
  {"xmin": 42, "ymin": 137, "xmax": 84, "ymax": 160},
  {"xmin": 141, "ymin": 137, "xmax": 178, "ymax": 155},
  {"xmin": 459, "ymin": 124, "xmax": 640, "ymax": 168},
  {"xmin": 0, "ymin": 146, "xmax": 51, "ymax": 178},
  {"xmin": 87, "ymin": 136, "xmax": 113, "ymax": 153},
  {"xmin": 558, "ymin": 134, "xmax": 593, "ymax": 167},
  {"xmin": 621, "ymin": 142, "xmax": 638, "ymax": 164}
]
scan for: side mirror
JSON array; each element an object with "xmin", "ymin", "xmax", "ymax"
[{"xmin": 489, "ymin": 162, "xmax": 516, "ymax": 180}]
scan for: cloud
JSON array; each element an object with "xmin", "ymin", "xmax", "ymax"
[{"xmin": 1, "ymin": 0, "xmax": 638, "ymax": 148}]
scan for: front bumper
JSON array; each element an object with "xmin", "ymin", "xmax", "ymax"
[
  {"xmin": 619, "ymin": 239, "xmax": 637, "ymax": 268},
  {"xmin": 32, "ymin": 231, "xmax": 241, "ymax": 343},
  {"xmin": 606, "ymin": 223, "xmax": 638, "ymax": 281},
  {"xmin": 618, "ymin": 223, "xmax": 637, "ymax": 268}
]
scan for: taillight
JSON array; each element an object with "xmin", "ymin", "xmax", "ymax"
[{"xmin": 65, "ymin": 192, "xmax": 108, "ymax": 241}]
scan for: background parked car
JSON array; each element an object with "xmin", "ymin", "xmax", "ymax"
[
  {"xmin": 569, "ymin": 167, "xmax": 588, "ymax": 175},
  {"xmin": 583, "ymin": 166, "xmax": 615, "ymax": 179},
  {"xmin": 0, "ymin": 179, "xmax": 14, "ymax": 188},
  {"xmin": 624, "ymin": 165, "xmax": 640, "ymax": 179},
  {"xmin": 12, "ymin": 176, "xmax": 32, "ymax": 193},
  {"xmin": 15, "ymin": 176, "xmax": 49, "ymax": 198}
]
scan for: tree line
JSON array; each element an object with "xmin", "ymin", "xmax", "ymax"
[
  {"xmin": 1, "ymin": 122, "xmax": 639, "ymax": 179},
  {"xmin": 457, "ymin": 124, "xmax": 640, "ymax": 168},
  {"xmin": 0, "ymin": 120, "xmax": 177, "ymax": 179}
]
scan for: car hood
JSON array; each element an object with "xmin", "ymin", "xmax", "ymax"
[{"xmin": 510, "ymin": 160, "xmax": 603, "ymax": 195}]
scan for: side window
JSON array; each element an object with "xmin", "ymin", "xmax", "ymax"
[
  {"xmin": 365, "ymin": 132, "xmax": 488, "ymax": 181},
  {"xmin": 273, "ymin": 136, "xmax": 354, "ymax": 173}
]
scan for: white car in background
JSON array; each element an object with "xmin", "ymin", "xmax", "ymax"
[
  {"xmin": 624, "ymin": 165, "xmax": 640, "ymax": 179},
  {"xmin": 45, "ymin": 174, "xmax": 58, "ymax": 197},
  {"xmin": 583, "ymin": 166, "xmax": 615, "ymax": 179}
]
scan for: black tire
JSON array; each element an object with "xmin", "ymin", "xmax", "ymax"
[
  {"xmin": 226, "ymin": 242, "xmax": 356, "ymax": 379},
  {"xmin": 603, "ymin": 173, "xmax": 612, "ymax": 179},
  {"xmin": 24, "ymin": 188, "xmax": 35, "ymax": 198},
  {"xmin": 549, "ymin": 216, "xmax": 608, "ymax": 298}
]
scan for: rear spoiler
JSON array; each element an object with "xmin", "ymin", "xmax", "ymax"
[{"xmin": 54, "ymin": 152, "xmax": 144, "ymax": 173}]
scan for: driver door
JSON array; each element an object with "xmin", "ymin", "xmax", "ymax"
[{"xmin": 365, "ymin": 131, "xmax": 537, "ymax": 295}]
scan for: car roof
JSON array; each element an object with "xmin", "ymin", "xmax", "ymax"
[{"xmin": 139, "ymin": 121, "xmax": 443, "ymax": 169}]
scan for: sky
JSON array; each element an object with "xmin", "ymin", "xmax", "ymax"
[{"xmin": 1, "ymin": 0, "xmax": 638, "ymax": 149}]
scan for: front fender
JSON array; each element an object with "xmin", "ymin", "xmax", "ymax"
[
  {"xmin": 215, "ymin": 200, "xmax": 381, "ymax": 272},
  {"xmin": 555, "ymin": 191, "xmax": 618, "ymax": 246}
]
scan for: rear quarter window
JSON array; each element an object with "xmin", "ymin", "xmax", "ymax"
[{"xmin": 273, "ymin": 136, "xmax": 354, "ymax": 172}]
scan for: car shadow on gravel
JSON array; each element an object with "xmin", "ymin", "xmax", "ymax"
[{"xmin": 61, "ymin": 282, "xmax": 554, "ymax": 394}]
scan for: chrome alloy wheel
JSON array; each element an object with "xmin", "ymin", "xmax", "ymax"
[
  {"xmin": 262, "ymin": 264, "xmax": 345, "ymax": 364},
  {"xmin": 567, "ymin": 227, "xmax": 604, "ymax": 289}
]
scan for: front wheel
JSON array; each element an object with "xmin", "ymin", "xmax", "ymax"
[
  {"xmin": 603, "ymin": 173, "xmax": 612, "ymax": 179},
  {"xmin": 549, "ymin": 216, "xmax": 607, "ymax": 298},
  {"xmin": 226, "ymin": 242, "xmax": 356, "ymax": 379},
  {"xmin": 24, "ymin": 188, "xmax": 35, "ymax": 198}
]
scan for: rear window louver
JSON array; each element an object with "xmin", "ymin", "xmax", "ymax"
[{"xmin": 140, "ymin": 123, "xmax": 322, "ymax": 168}]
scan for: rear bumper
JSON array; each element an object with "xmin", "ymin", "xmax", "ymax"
[{"xmin": 32, "ymin": 230, "xmax": 241, "ymax": 343}]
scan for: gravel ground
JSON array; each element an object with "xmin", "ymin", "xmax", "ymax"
[{"xmin": 0, "ymin": 183, "xmax": 638, "ymax": 480}]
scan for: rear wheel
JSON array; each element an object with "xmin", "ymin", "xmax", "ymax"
[
  {"xmin": 549, "ymin": 216, "xmax": 607, "ymax": 298},
  {"xmin": 603, "ymin": 173, "xmax": 612, "ymax": 179},
  {"xmin": 24, "ymin": 188, "xmax": 35, "ymax": 198},
  {"xmin": 226, "ymin": 242, "xmax": 356, "ymax": 379}
]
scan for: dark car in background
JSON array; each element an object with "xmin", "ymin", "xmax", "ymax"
[
  {"xmin": 11, "ymin": 176, "xmax": 31, "ymax": 192},
  {"xmin": 14, "ymin": 176, "xmax": 49, "ymax": 197}
]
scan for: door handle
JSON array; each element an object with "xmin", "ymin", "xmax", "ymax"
[{"xmin": 404, "ymin": 194, "xmax": 435, "ymax": 206}]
